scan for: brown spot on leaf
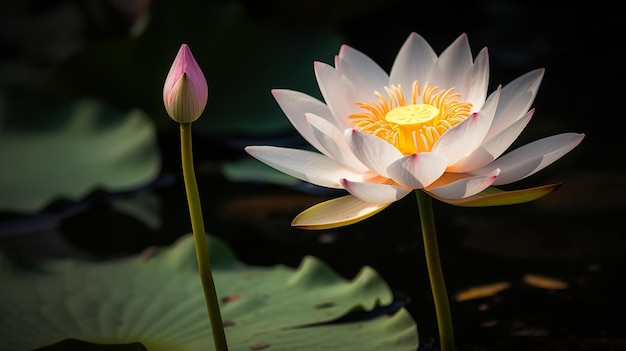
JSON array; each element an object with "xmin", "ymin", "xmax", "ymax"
[
  {"xmin": 314, "ymin": 302, "xmax": 335, "ymax": 309},
  {"xmin": 139, "ymin": 246, "xmax": 158, "ymax": 261},
  {"xmin": 221, "ymin": 294, "xmax": 242, "ymax": 304},
  {"xmin": 249, "ymin": 343, "xmax": 270, "ymax": 350}
]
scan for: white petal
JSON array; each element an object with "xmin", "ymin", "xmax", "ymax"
[
  {"xmin": 463, "ymin": 47, "xmax": 490, "ymax": 110},
  {"xmin": 314, "ymin": 62, "xmax": 361, "ymax": 130},
  {"xmin": 431, "ymin": 109, "xmax": 493, "ymax": 165},
  {"xmin": 387, "ymin": 152, "xmax": 447, "ymax": 188},
  {"xmin": 305, "ymin": 113, "xmax": 369, "ymax": 173},
  {"xmin": 426, "ymin": 169, "xmax": 500, "ymax": 199},
  {"xmin": 487, "ymin": 68, "xmax": 544, "ymax": 139},
  {"xmin": 335, "ymin": 57, "xmax": 382, "ymax": 104},
  {"xmin": 341, "ymin": 178, "xmax": 412, "ymax": 204},
  {"xmin": 346, "ymin": 128, "xmax": 404, "ymax": 177},
  {"xmin": 244, "ymin": 146, "xmax": 366, "ymax": 188},
  {"xmin": 272, "ymin": 89, "xmax": 335, "ymax": 153},
  {"xmin": 449, "ymin": 108, "xmax": 533, "ymax": 172},
  {"xmin": 292, "ymin": 195, "xmax": 392, "ymax": 230},
  {"xmin": 337, "ymin": 44, "xmax": 389, "ymax": 93},
  {"xmin": 428, "ymin": 33, "xmax": 473, "ymax": 90},
  {"xmin": 471, "ymin": 133, "xmax": 585, "ymax": 185},
  {"xmin": 389, "ymin": 32, "xmax": 437, "ymax": 97}
]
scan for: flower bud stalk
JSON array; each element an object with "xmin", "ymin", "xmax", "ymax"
[{"xmin": 164, "ymin": 44, "xmax": 228, "ymax": 351}]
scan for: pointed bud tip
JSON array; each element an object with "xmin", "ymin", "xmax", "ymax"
[{"xmin": 163, "ymin": 44, "xmax": 208, "ymax": 123}]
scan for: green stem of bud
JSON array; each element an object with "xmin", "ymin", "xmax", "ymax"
[{"xmin": 180, "ymin": 122, "xmax": 229, "ymax": 351}]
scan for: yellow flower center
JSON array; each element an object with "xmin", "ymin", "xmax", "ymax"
[
  {"xmin": 385, "ymin": 104, "xmax": 440, "ymax": 126},
  {"xmin": 349, "ymin": 81, "xmax": 473, "ymax": 154}
]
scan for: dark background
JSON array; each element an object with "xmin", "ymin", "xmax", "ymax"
[{"xmin": 1, "ymin": 0, "xmax": 624, "ymax": 350}]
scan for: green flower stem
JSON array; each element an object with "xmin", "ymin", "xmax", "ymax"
[
  {"xmin": 415, "ymin": 189, "xmax": 455, "ymax": 351},
  {"xmin": 180, "ymin": 122, "xmax": 229, "ymax": 351}
]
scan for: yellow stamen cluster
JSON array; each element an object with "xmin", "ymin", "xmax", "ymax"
[{"xmin": 349, "ymin": 81, "xmax": 472, "ymax": 154}]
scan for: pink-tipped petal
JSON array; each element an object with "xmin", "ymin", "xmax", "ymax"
[
  {"xmin": 337, "ymin": 44, "xmax": 389, "ymax": 93},
  {"xmin": 387, "ymin": 152, "xmax": 447, "ymax": 188},
  {"xmin": 305, "ymin": 113, "xmax": 369, "ymax": 172},
  {"xmin": 244, "ymin": 146, "xmax": 365, "ymax": 189},
  {"xmin": 341, "ymin": 178, "xmax": 412, "ymax": 204},
  {"xmin": 463, "ymin": 47, "xmax": 490, "ymax": 109},
  {"xmin": 432, "ymin": 110, "xmax": 493, "ymax": 165},
  {"xmin": 428, "ymin": 33, "xmax": 473, "ymax": 90},
  {"xmin": 426, "ymin": 169, "xmax": 500, "ymax": 199},
  {"xmin": 272, "ymin": 89, "xmax": 336, "ymax": 151},
  {"xmin": 449, "ymin": 107, "xmax": 533, "ymax": 172},
  {"xmin": 487, "ymin": 68, "xmax": 544, "ymax": 139},
  {"xmin": 346, "ymin": 129, "xmax": 404, "ymax": 177},
  {"xmin": 292, "ymin": 195, "xmax": 392, "ymax": 230},
  {"xmin": 389, "ymin": 32, "xmax": 437, "ymax": 94},
  {"xmin": 314, "ymin": 62, "xmax": 361, "ymax": 130},
  {"xmin": 473, "ymin": 133, "xmax": 585, "ymax": 185},
  {"xmin": 335, "ymin": 57, "xmax": 382, "ymax": 103}
]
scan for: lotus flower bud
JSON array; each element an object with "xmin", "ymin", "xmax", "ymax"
[{"xmin": 163, "ymin": 44, "xmax": 208, "ymax": 123}]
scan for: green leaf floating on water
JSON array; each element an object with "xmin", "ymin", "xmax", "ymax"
[
  {"xmin": 0, "ymin": 94, "xmax": 161, "ymax": 213},
  {"xmin": 0, "ymin": 234, "xmax": 419, "ymax": 350}
]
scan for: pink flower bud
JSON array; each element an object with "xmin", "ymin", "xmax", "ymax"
[{"xmin": 163, "ymin": 44, "xmax": 208, "ymax": 123}]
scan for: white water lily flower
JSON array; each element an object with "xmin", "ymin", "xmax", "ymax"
[{"xmin": 245, "ymin": 33, "xmax": 584, "ymax": 229}]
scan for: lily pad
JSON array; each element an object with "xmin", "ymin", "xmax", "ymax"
[
  {"xmin": 0, "ymin": 234, "xmax": 419, "ymax": 350},
  {"xmin": 0, "ymin": 93, "xmax": 160, "ymax": 213}
]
